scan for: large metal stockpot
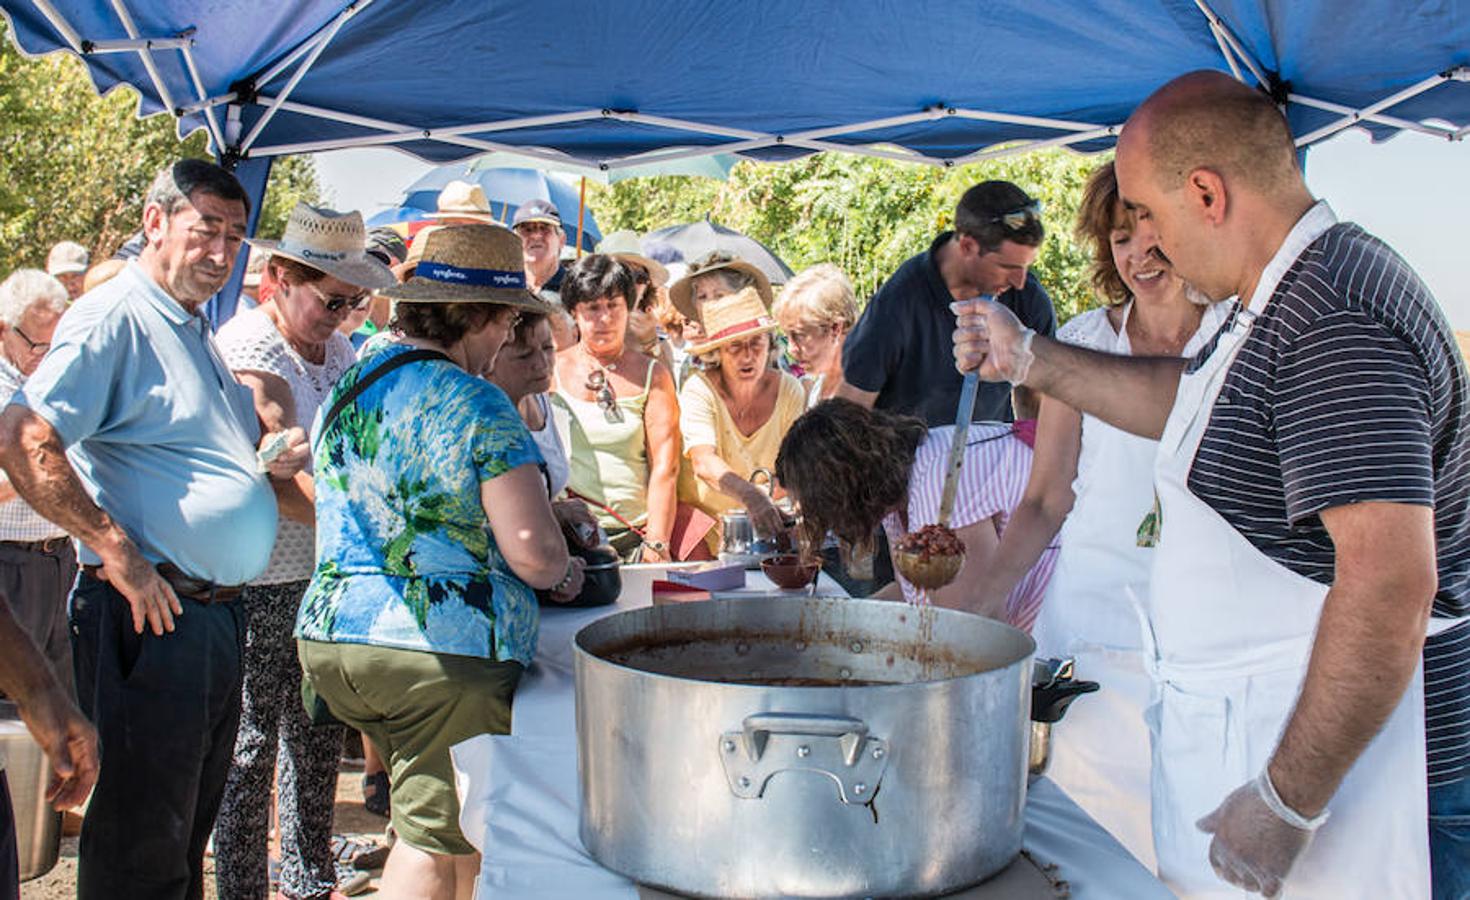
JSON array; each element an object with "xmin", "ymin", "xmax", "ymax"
[{"xmin": 573, "ymin": 597, "xmax": 1035, "ymax": 898}]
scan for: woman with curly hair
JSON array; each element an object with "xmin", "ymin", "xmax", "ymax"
[{"xmin": 774, "ymin": 398, "xmax": 1054, "ymax": 626}]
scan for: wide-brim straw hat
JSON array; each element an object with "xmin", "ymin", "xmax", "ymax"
[
  {"xmin": 669, "ymin": 251, "xmax": 773, "ymax": 322},
  {"xmin": 688, "ymin": 286, "xmax": 779, "ymax": 356},
  {"xmin": 380, "ymin": 223, "xmax": 558, "ymax": 312},
  {"xmin": 246, "ymin": 203, "xmax": 396, "ymax": 290},
  {"xmin": 429, "ymin": 180, "xmax": 498, "ymax": 223},
  {"xmin": 596, "ymin": 230, "xmax": 669, "ymax": 287}
]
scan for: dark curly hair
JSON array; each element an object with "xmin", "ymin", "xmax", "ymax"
[
  {"xmin": 560, "ymin": 253, "xmax": 634, "ymax": 313},
  {"xmin": 391, "ymin": 301, "xmax": 511, "ymax": 344},
  {"xmin": 774, "ymin": 399, "xmax": 928, "ymax": 552}
]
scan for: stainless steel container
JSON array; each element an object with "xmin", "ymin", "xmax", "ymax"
[
  {"xmin": 0, "ymin": 719, "xmax": 62, "ymax": 882},
  {"xmin": 574, "ymin": 597, "xmax": 1035, "ymax": 898}
]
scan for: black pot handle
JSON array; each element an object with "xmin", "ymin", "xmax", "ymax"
[{"xmin": 1030, "ymin": 679, "xmax": 1100, "ymax": 724}]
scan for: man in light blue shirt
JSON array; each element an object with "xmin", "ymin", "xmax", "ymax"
[{"xmin": 0, "ymin": 159, "xmax": 306, "ymax": 899}]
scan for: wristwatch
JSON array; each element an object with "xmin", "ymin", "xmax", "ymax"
[{"xmin": 644, "ymin": 539, "xmax": 669, "ymax": 556}]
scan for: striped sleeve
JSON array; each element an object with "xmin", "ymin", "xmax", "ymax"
[{"xmin": 1274, "ymin": 309, "xmax": 1435, "ymax": 524}]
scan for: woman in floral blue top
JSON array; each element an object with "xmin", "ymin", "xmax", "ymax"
[{"xmin": 297, "ymin": 224, "xmax": 583, "ymax": 900}]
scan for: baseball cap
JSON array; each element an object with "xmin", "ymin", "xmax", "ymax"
[
  {"xmin": 512, "ymin": 199, "xmax": 562, "ymax": 230},
  {"xmin": 47, "ymin": 241, "xmax": 90, "ymax": 276}
]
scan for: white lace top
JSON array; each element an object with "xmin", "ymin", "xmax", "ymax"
[{"xmin": 216, "ymin": 308, "xmax": 356, "ymax": 584}]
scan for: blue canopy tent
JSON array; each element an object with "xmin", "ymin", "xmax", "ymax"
[{"xmin": 4, "ymin": 0, "xmax": 1469, "ymax": 323}]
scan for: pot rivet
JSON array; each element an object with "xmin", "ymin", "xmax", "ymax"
[
  {"xmin": 854, "ymin": 782, "xmax": 868, "ymax": 795},
  {"xmin": 850, "ymin": 640, "xmax": 864, "ymax": 653},
  {"xmin": 839, "ymin": 668, "xmax": 852, "ymax": 679},
  {"xmin": 794, "ymin": 641, "xmax": 807, "ymax": 651},
  {"xmin": 735, "ymin": 642, "xmax": 750, "ymax": 655},
  {"xmin": 872, "ymin": 747, "xmax": 885, "ymax": 760},
  {"xmin": 722, "ymin": 740, "xmax": 736, "ymax": 753},
  {"xmin": 738, "ymin": 776, "xmax": 752, "ymax": 789},
  {"xmin": 796, "ymin": 745, "xmax": 811, "ymax": 758}
]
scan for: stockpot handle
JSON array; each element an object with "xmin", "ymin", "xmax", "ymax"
[{"xmin": 740, "ymin": 713, "xmax": 869, "ymax": 766}]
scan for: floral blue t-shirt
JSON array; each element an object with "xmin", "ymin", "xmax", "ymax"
[{"xmin": 296, "ymin": 344, "xmax": 544, "ymax": 664}]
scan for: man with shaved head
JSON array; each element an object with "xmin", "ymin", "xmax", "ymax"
[{"xmin": 955, "ymin": 70, "xmax": 1468, "ymax": 898}]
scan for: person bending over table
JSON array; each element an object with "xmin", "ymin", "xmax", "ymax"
[
  {"xmin": 297, "ymin": 224, "xmax": 583, "ymax": 900},
  {"xmin": 774, "ymin": 399, "xmax": 1056, "ymax": 628}
]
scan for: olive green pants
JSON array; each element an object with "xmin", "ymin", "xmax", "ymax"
[{"xmin": 297, "ymin": 640, "xmax": 522, "ymax": 855}]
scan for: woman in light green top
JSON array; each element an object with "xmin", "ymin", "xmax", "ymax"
[{"xmin": 551, "ymin": 254, "xmax": 681, "ymax": 562}]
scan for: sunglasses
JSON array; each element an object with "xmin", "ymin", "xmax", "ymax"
[
  {"xmin": 585, "ymin": 369, "xmax": 625, "ymax": 424},
  {"xmin": 982, "ymin": 200, "xmax": 1044, "ymax": 232},
  {"xmin": 305, "ymin": 281, "xmax": 371, "ymax": 313},
  {"xmin": 11, "ymin": 326, "xmax": 49, "ymax": 354}
]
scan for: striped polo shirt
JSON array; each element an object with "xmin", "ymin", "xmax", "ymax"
[{"xmin": 1188, "ymin": 205, "xmax": 1470, "ymax": 786}]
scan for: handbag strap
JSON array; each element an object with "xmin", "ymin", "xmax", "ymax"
[
  {"xmin": 319, "ymin": 349, "xmax": 451, "ymax": 441},
  {"xmin": 565, "ymin": 487, "xmax": 646, "ymax": 541}
]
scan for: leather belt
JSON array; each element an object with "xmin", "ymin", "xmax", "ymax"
[
  {"xmin": 1, "ymin": 537, "xmax": 70, "ymax": 555},
  {"xmin": 80, "ymin": 561, "xmax": 243, "ymax": 605}
]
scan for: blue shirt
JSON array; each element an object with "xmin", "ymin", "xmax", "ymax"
[
  {"xmin": 842, "ymin": 231, "xmax": 1057, "ymax": 426},
  {"xmin": 297, "ymin": 344, "xmax": 545, "ymax": 664},
  {"xmin": 14, "ymin": 262, "xmax": 276, "ymax": 584}
]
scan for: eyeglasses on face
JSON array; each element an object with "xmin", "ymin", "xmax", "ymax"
[
  {"xmin": 784, "ymin": 323, "xmax": 833, "ymax": 345},
  {"xmin": 11, "ymin": 326, "xmax": 49, "ymax": 354},
  {"xmin": 585, "ymin": 369, "xmax": 625, "ymax": 424},
  {"xmin": 304, "ymin": 281, "xmax": 371, "ymax": 313}
]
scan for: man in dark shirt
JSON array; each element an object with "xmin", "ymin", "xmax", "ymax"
[
  {"xmin": 839, "ymin": 181, "xmax": 1056, "ymax": 426},
  {"xmin": 956, "ymin": 71, "xmax": 1467, "ymax": 899}
]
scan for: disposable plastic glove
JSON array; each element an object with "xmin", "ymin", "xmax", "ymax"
[
  {"xmin": 1196, "ymin": 771, "xmax": 1326, "ymax": 898},
  {"xmin": 950, "ymin": 298, "xmax": 1035, "ymax": 384}
]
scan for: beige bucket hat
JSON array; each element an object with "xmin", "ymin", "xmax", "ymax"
[
  {"xmin": 595, "ymin": 230, "xmax": 669, "ymax": 287},
  {"xmin": 430, "ymin": 180, "xmax": 498, "ymax": 223},
  {"xmin": 380, "ymin": 223, "xmax": 558, "ymax": 311},
  {"xmin": 669, "ymin": 250, "xmax": 773, "ymax": 322},
  {"xmin": 688, "ymin": 286, "xmax": 779, "ymax": 356},
  {"xmin": 246, "ymin": 203, "xmax": 396, "ymax": 290}
]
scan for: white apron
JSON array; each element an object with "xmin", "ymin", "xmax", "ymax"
[{"xmin": 1144, "ymin": 293, "xmax": 1450, "ymax": 898}]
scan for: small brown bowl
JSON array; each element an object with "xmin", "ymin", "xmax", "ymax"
[{"xmin": 760, "ymin": 554, "xmax": 820, "ymax": 590}]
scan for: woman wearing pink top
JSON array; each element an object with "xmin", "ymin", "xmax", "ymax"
[{"xmin": 775, "ymin": 399, "xmax": 1055, "ymax": 628}]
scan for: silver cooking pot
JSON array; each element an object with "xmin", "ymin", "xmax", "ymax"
[{"xmin": 574, "ymin": 597, "xmax": 1035, "ymax": 898}]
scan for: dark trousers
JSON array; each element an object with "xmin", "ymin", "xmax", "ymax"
[
  {"xmin": 0, "ymin": 541, "xmax": 77, "ymax": 699},
  {"xmin": 70, "ymin": 573, "xmax": 246, "ymax": 900}
]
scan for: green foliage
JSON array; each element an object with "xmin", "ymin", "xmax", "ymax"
[
  {"xmin": 0, "ymin": 23, "xmax": 321, "ymax": 273},
  {"xmin": 256, "ymin": 155, "xmax": 326, "ymax": 239},
  {"xmin": 589, "ymin": 148, "xmax": 1109, "ymax": 323}
]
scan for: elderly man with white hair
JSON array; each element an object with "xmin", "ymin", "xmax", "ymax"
[{"xmin": 0, "ymin": 269, "xmax": 75, "ymax": 693}]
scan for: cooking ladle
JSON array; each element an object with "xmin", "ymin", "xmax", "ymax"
[{"xmin": 893, "ymin": 368, "xmax": 981, "ymax": 591}]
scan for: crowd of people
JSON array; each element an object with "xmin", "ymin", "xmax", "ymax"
[{"xmin": 0, "ymin": 68, "xmax": 1461, "ymax": 900}]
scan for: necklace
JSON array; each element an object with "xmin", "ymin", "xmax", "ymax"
[{"xmin": 581, "ymin": 342, "xmax": 622, "ymax": 373}]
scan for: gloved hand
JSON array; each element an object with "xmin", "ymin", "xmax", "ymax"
[
  {"xmin": 950, "ymin": 298, "xmax": 1035, "ymax": 384},
  {"xmin": 1196, "ymin": 771, "xmax": 1325, "ymax": 898}
]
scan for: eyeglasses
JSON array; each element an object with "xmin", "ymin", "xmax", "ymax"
[
  {"xmin": 785, "ymin": 324, "xmax": 833, "ymax": 345},
  {"xmin": 305, "ymin": 281, "xmax": 371, "ymax": 313},
  {"xmin": 11, "ymin": 326, "xmax": 49, "ymax": 354},
  {"xmin": 585, "ymin": 369, "xmax": 625, "ymax": 424},
  {"xmin": 982, "ymin": 200, "xmax": 1044, "ymax": 232}
]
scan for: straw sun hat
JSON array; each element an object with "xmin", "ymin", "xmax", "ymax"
[
  {"xmin": 669, "ymin": 251, "xmax": 773, "ymax": 322},
  {"xmin": 595, "ymin": 230, "xmax": 669, "ymax": 287},
  {"xmin": 381, "ymin": 223, "xmax": 558, "ymax": 311},
  {"xmin": 688, "ymin": 286, "xmax": 778, "ymax": 356},
  {"xmin": 430, "ymin": 180, "xmax": 498, "ymax": 223},
  {"xmin": 246, "ymin": 203, "xmax": 395, "ymax": 290}
]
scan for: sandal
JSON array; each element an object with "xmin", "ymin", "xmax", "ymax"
[{"xmin": 361, "ymin": 771, "xmax": 390, "ymax": 818}]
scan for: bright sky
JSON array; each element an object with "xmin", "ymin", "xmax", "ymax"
[{"xmin": 314, "ymin": 128, "xmax": 1470, "ymax": 329}]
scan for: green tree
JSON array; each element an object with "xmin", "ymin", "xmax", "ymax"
[
  {"xmin": 589, "ymin": 148, "xmax": 1108, "ymax": 323},
  {"xmin": 0, "ymin": 24, "xmax": 320, "ymax": 273}
]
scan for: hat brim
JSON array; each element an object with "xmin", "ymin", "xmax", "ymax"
[
  {"xmin": 609, "ymin": 253, "xmax": 670, "ymax": 287},
  {"xmin": 379, "ymin": 276, "xmax": 559, "ymax": 312},
  {"xmin": 246, "ymin": 239, "xmax": 397, "ymax": 291},
  {"xmin": 513, "ymin": 216, "xmax": 563, "ymax": 230},
  {"xmin": 688, "ymin": 321, "xmax": 778, "ymax": 357},
  {"xmin": 49, "ymin": 264, "xmax": 88, "ymax": 277},
  {"xmin": 670, "ymin": 260, "xmax": 773, "ymax": 322}
]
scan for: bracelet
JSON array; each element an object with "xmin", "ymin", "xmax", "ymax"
[
  {"xmin": 551, "ymin": 559, "xmax": 577, "ymax": 594},
  {"xmin": 1256, "ymin": 769, "xmax": 1330, "ymax": 832}
]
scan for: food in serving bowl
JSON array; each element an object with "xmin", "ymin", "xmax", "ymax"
[
  {"xmin": 893, "ymin": 523, "xmax": 967, "ymax": 590},
  {"xmin": 759, "ymin": 554, "xmax": 820, "ymax": 590}
]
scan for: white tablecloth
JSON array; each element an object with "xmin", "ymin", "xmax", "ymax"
[{"xmin": 453, "ymin": 565, "xmax": 1171, "ymax": 899}]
